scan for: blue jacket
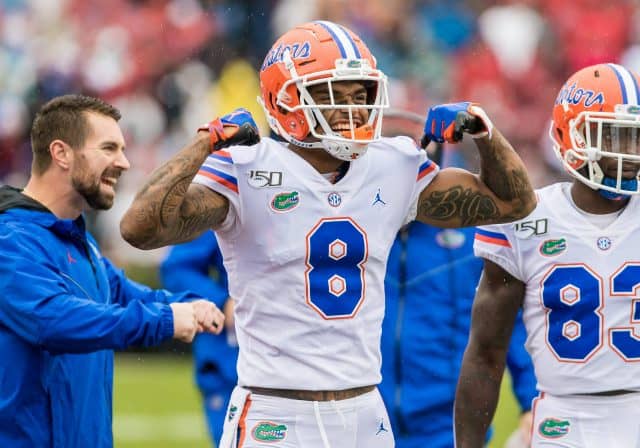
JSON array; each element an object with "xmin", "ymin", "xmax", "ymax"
[
  {"xmin": 380, "ymin": 222, "xmax": 537, "ymax": 448},
  {"xmin": 160, "ymin": 231, "xmax": 237, "ymax": 394},
  {"xmin": 0, "ymin": 186, "xmax": 198, "ymax": 448}
]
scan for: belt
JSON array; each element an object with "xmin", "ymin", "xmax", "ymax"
[
  {"xmin": 246, "ymin": 385, "xmax": 376, "ymax": 401},
  {"xmin": 578, "ymin": 389, "xmax": 638, "ymax": 397}
]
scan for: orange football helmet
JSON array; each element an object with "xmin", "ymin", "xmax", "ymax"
[
  {"xmin": 258, "ymin": 21, "xmax": 389, "ymax": 160},
  {"xmin": 550, "ymin": 63, "xmax": 640, "ymax": 196}
]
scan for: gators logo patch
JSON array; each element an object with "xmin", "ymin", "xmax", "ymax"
[
  {"xmin": 539, "ymin": 418, "xmax": 570, "ymax": 438},
  {"xmin": 540, "ymin": 238, "xmax": 567, "ymax": 256},
  {"xmin": 252, "ymin": 421, "xmax": 287, "ymax": 442},
  {"xmin": 270, "ymin": 191, "xmax": 299, "ymax": 212}
]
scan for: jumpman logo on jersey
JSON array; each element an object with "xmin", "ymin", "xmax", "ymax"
[
  {"xmin": 376, "ymin": 418, "xmax": 389, "ymax": 435},
  {"xmin": 372, "ymin": 188, "xmax": 386, "ymax": 207}
]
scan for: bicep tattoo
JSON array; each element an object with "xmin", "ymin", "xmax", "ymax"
[
  {"xmin": 418, "ymin": 186, "xmax": 499, "ymax": 226},
  {"xmin": 175, "ymin": 186, "xmax": 229, "ymax": 239}
]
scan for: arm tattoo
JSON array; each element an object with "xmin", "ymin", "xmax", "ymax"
[
  {"xmin": 478, "ymin": 131, "xmax": 534, "ymax": 202},
  {"xmin": 159, "ymin": 174, "xmax": 192, "ymax": 227},
  {"xmin": 122, "ymin": 136, "xmax": 227, "ymax": 248},
  {"xmin": 418, "ymin": 186, "xmax": 499, "ymax": 226},
  {"xmin": 482, "ymin": 165, "xmax": 531, "ymax": 202},
  {"xmin": 174, "ymin": 185, "xmax": 228, "ymax": 240}
]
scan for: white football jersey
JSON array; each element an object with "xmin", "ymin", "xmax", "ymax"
[
  {"xmin": 475, "ymin": 182, "xmax": 640, "ymax": 395},
  {"xmin": 193, "ymin": 136, "xmax": 437, "ymax": 390}
]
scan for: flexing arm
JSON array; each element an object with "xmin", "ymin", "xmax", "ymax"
[
  {"xmin": 121, "ymin": 109, "xmax": 259, "ymax": 249},
  {"xmin": 120, "ymin": 133, "xmax": 229, "ymax": 249},
  {"xmin": 417, "ymin": 129, "xmax": 534, "ymax": 227},
  {"xmin": 454, "ymin": 259, "xmax": 525, "ymax": 448},
  {"xmin": 416, "ymin": 103, "xmax": 535, "ymax": 227}
]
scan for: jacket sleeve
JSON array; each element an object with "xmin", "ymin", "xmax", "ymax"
[
  {"xmin": 0, "ymin": 237, "xmax": 175, "ymax": 354},
  {"xmin": 159, "ymin": 231, "xmax": 229, "ymax": 308},
  {"xmin": 505, "ymin": 310, "xmax": 538, "ymax": 412}
]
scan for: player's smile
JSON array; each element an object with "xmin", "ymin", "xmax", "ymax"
[{"xmin": 600, "ymin": 159, "xmax": 640, "ymax": 179}]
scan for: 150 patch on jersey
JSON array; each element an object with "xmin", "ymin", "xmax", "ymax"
[
  {"xmin": 247, "ymin": 170, "xmax": 283, "ymax": 188},
  {"xmin": 252, "ymin": 421, "xmax": 287, "ymax": 442},
  {"xmin": 514, "ymin": 218, "xmax": 548, "ymax": 238}
]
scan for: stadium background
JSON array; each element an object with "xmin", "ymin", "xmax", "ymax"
[{"xmin": 1, "ymin": 0, "xmax": 638, "ymax": 446}]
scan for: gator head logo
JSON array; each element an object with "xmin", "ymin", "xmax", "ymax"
[
  {"xmin": 540, "ymin": 238, "xmax": 567, "ymax": 256},
  {"xmin": 538, "ymin": 418, "xmax": 570, "ymax": 438},
  {"xmin": 270, "ymin": 191, "xmax": 300, "ymax": 213},
  {"xmin": 252, "ymin": 421, "xmax": 287, "ymax": 442}
]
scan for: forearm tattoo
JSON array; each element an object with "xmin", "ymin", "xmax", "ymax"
[
  {"xmin": 418, "ymin": 186, "xmax": 499, "ymax": 226},
  {"xmin": 482, "ymin": 165, "xmax": 531, "ymax": 202},
  {"xmin": 478, "ymin": 131, "xmax": 533, "ymax": 202}
]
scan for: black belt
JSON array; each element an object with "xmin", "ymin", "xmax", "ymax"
[
  {"xmin": 578, "ymin": 389, "xmax": 638, "ymax": 397},
  {"xmin": 246, "ymin": 385, "xmax": 376, "ymax": 401}
]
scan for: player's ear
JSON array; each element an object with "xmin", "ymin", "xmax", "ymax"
[{"xmin": 49, "ymin": 139, "xmax": 72, "ymax": 170}]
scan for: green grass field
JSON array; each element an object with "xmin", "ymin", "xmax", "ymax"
[
  {"xmin": 114, "ymin": 354, "xmax": 210, "ymax": 448},
  {"xmin": 114, "ymin": 353, "xmax": 521, "ymax": 448}
]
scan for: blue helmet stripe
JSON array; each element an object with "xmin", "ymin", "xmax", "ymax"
[
  {"xmin": 608, "ymin": 63, "xmax": 639, "ymax": 105},
  {"xmin": 338, "ymin": 25, "xmax": 361, "ymax": 58},
  {"xmin": 315, "ymin": 21, "xmax": 360, "ymax": 59}
]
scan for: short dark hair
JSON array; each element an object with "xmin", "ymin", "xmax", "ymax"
[{"xmin": 30, "ymin": 94, "xmax": 121, "ymax": 175}]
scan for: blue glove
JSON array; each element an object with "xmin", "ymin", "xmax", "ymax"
[
  {"xmin": 198, "ymin": 108, "xmax": 260, "ymax": 153},
  {"xmin": 421, "ymin": 102, "xmax": 493, "ymax": 147}
]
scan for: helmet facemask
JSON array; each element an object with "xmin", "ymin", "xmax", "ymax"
[
  {"xmin": 262, "ymin": 52, "xmax": 389, "ymax": 161},
  {"xmin": 551, "ymin": 104, "xmax": 640, "ymax": 196}
]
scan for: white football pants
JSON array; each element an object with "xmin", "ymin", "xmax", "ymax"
[{"xmin": 219, "ymin": 386, "xmax": 394, "ymax": 448}]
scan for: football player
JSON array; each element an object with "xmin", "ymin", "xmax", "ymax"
[
  {"xmin": 121, "ymin": 21, "xmax": 535, "ymax": 448},
  {"xmin": 455, "ymin": 63, "xmax": 640, "ymax": 447}
]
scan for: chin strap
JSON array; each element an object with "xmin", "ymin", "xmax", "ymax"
[{"xmin": 598, "ymin": 176, "xmax": 638, "ymax": 201}]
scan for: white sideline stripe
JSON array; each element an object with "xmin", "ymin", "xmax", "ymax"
[{"xmin": 114, "ymin": 412, "xmax": 205, "ymax": 441}]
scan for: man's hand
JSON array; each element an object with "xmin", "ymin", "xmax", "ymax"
[
  {"xmin": 191, "ymin": 299, "xmax": 225, "ymax": 335},
  {"xmin": 421, "ymin": 102, "xmax": 493, "ymax": 147},
  {"xmin": 169, "ymin": 302, "xmax": 199, "ymax": 343},
  {"xmin": 169, "ymin": 301, "xmax": 225, "ymax": 342},
  {"xmin": 197, "ymin": 107, "xmax": 260, "ymax": 153}
]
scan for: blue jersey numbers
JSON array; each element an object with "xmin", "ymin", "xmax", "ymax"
[
  {"xmin": 305, "ymin": 218, "xmax": 368, "ymax": 319},
  {"xmin": 542, "ymin": 263, "xmax": 640, "ymax": 362}
]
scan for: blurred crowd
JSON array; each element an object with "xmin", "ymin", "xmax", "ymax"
[{"xmin": 2, "ymin": 0, "xmax": 639, "ymax": 262}]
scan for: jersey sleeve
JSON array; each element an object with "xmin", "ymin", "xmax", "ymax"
[
  {"xmin": 403, "ymin": 138, "xmax": 440, "ymax": 224},
  {"xmin": 193, "ymin": 149, "xmax": 240, "ymax": 232},
  {"xmin": 473, "ymin": 224, "xmax": 523, "ymax": 280}
]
